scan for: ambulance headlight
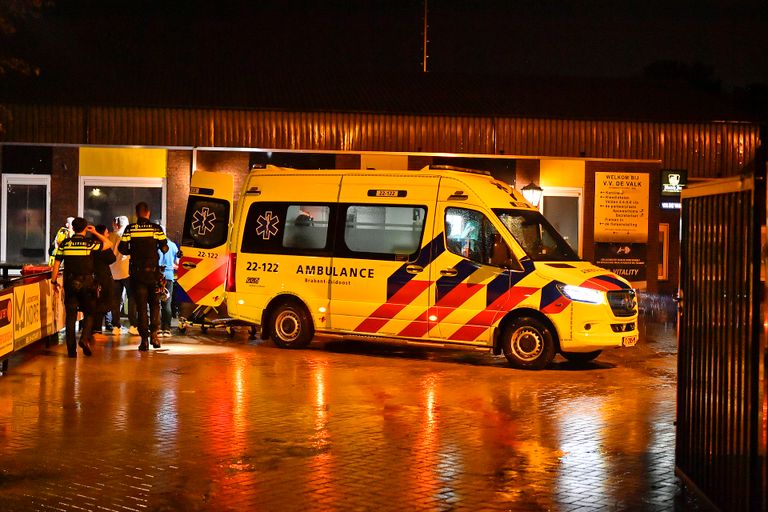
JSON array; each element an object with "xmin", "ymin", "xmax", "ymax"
[{"xmin": 558, "ymin": 284, "xmax": 604, "ymax": 304}]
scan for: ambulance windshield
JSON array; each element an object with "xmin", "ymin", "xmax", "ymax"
[{"xmin": 494, "ymin": 209, "xmax": 579, "ymax": 262}]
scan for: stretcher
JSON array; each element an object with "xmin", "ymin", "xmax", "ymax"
[{"xmin": 176, "ymin": 302, "xmax": 258, "ymax": 339}]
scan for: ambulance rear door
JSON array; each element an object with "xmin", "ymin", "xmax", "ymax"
[
  {"xmin": 329, "ymin": 174, "xmax": 439, "ymax": 338},
  {"xmin": 177, "ymin": 171, "xmax": 233, "ymax": 307}
]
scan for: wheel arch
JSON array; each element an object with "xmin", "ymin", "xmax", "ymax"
[
  {"xmin": 493, "ymin": 308, "xmax": 561, "ymax": 355},
  {"xmin": 259, "ymin": 293, "xmax": 310, "ymax": 341}
]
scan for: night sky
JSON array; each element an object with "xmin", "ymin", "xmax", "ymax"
[{"xmin": 6, "ymin": 0, "xmax": 768, "ymax": 92}]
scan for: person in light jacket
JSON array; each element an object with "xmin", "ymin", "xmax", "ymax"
[{"xmin": 107, "ymin": 215, "xmax": 132, "ymax": 335}]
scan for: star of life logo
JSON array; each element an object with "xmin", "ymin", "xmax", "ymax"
[
  {"xmin": 256, "ymin": 211, "xmax": 280, "ymax": 240},
  {"xmin": 191, "ymin": 207, "xmax": 217, "ymax": 236}
]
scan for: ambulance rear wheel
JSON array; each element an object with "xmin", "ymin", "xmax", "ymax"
[
  {"xmin": 502, "ymin": 317, "xmax": 555, "ymax": 370},
  {"xmin": 271, "ymin": 302, "xmax": 313, "ymax": 349}
]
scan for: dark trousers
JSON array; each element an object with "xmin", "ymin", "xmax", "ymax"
[
  {"xmin": 160, "ymin": 280, "xmax": 174, "ymax": 330},
  {"xmin": 64, "ymin": 275, "xmax": 96, "ymax": 355},
  {"xmin": 96, "ymin": 278, "xmax": 115, "ymax": 331},
  {"xmin": 110, "ymin": 277, "xmax": 130, "ymax": 328},
  {"xmin": 131, "ymin": 270, "xmax": 160, "ymax": 340}
]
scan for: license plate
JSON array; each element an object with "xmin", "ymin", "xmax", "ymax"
[{"xmin": 622, "ymin": 335, "xmax": 638, "ymax": 347}]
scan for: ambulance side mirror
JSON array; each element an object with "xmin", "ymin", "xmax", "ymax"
[{"xmin": 502, "ymin": 257, "xmax": 525, "ymax": 272}]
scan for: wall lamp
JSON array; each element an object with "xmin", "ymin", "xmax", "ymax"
[{"xmin": 521, "ymin": 181, "xmax": 544, "ymax": 208}]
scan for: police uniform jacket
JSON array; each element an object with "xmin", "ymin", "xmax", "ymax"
[
  {"xmin": 118, "ymin": 217, "xmax": 168, "ymax": 269},
  {"xmin": 48, "ymin": 225, "xmax": 72, "ymax": 265},
  {"xmin": 53, "ymin": 234, "xmax": 103, "ymax": 278}
]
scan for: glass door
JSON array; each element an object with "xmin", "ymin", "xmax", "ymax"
[
  {"xmin": 540, "ymin": 187, "xmax": 582, "ymax": 257},
  {"xmin": 1, "ymin": 174, "xmax": 51, "ymax": 263},
  {"xmin": 79, "ymin": 176, "xmax": 166, "ymax": 227}
]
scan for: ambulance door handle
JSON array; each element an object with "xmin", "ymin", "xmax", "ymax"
[
  {"xmin": 406, "ymin": 264, "xmax": 424, "ymax": 274},
  {"xmin": 440, "ymin": 268, "xmax": 458, "ymax": 277}
]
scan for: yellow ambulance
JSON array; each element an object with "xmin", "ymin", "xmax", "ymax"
[{"xmin": 178, "ymin": 165, "xmax": 638, "ymax": 370}]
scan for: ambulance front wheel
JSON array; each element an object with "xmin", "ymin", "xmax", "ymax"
[
  {"xmin": 271, "ymin": 301, "xmax": 313, "ymax": 349},
  {"xmin": 502, "ymin": 317, "xmax": 555, "ymax": 370}
]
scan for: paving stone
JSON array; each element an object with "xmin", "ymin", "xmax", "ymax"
[{"xmin": 0, "ymin": 319, "xmax": 704, "ymax": 511}]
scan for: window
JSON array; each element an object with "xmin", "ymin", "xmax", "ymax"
[
  {"xmin": 181, "ymin": 197, "xmax": 230, "ymax": 249},
  {"xmin": 495, "ymin": 209, "xmax": 579, "ymax": 262},
  {"xmin": 249, "ymin": 151, "xmax": 338, "ymax": 169},
  {"xmin": 1, "ymin": 174, "xmax": 50, "ymax": 263},
  {"xmin": 658, "ymin": 223, "xmax": 669, "ymax": 281},
  {"xmin": 343, "ymin": 205, "xmax": 425, "ymax": 260},
  {"xmin": 241, "ymin": 203, "xmax": 332, "ymax": 255},
  {"xmin": 1, "ymin": 145, "xmax": 52, "ymax": 175},
  {"xmin": 80, "ymin": 177, "xmax": 165, "ymax": 229},
  {"xmin": 283, "ymin": 205, "xmax": 331, "ymax": 250},
  {"xmin": 445, "ymin": 207, "xmax": 514, "ymax": 267},
  {"xmin": 540, "ymin": 187, "xmax": 583, "ymax": 256}
]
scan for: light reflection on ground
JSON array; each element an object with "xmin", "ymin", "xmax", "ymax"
[
  {"xmin": 114, "ymin": 342, "xmax": 237, "ymax": 355},
  {"xmin": 0, "ymin": 316, "xmax": 699, "ymax": 510}
]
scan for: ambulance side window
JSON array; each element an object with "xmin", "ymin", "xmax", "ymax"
[
  {"xmin": 283, "ymin": 205, "xmax": 331, "ymax": 250},
  {"xmin": 445, "ymin": 207, "xmax": 515, "ymax": 267},
  {"xmin": 240, "ymin": 202, "xmax": 332, "ymax": 255},
  {"xmin": 342, "ymin": 205, "xmax": 426, "ymax": 260}
]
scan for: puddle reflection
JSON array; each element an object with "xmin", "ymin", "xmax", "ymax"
[{"xmin": 0, "ymin": 334, "xmax": 679, "ymax": 510}]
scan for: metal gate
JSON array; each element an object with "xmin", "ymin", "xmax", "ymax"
[{"xmin": 676, "ymin": 153, "xmax": 767, "ymax": 510}]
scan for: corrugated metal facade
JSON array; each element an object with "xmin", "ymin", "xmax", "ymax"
[{"xmin": 2, "ymin": 103, "xmax": 761, "ymax": 178}]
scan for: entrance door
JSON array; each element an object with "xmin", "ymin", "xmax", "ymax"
[
  {"xmin": 540, "ymin": 187, "xmax": 582, "ymax": 256},
  {"xmin": 1, "ymin": 174, "xmax": 50, "ymax": 264}
]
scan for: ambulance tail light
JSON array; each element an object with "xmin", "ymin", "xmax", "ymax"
[{"xmin": 226, "ymin": 253, "xmax": 237, "ymax": 292}]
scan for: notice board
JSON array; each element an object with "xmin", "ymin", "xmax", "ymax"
[
  {"xmin": 594, "ymin": 172, "xmax": 649, "ymax": 283},
  {"xmin": 594, "ymin": 172, "xmax": 649, "ymax": 242}
]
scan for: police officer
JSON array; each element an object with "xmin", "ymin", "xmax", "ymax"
[
  {"xmin": 118, "ymin": 202, "xmax": 168, "ymax": 351},
  {"xmin": 48, "ymin": 216, "xmax": 74, "ymax": 266},
  {"xmin": 50, "ymin": 217, "xmax": 113, "ymax": 358}
]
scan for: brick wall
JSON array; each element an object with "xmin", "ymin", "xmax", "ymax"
[
  {"xmin": 51, "ymin": 147, "xmax": 78, "ymax": 242},
  {"xmin": 166, "ymin": 150, "xmax": 192, "ymax": 244},
  {"xmin": 195, "ymin": 149, "xmax": 250, "ymax": 223}
]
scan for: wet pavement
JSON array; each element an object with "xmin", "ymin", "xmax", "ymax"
[{"xmin": 0, "ymin": 316, "xmax": 699, "ymax": 511}]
